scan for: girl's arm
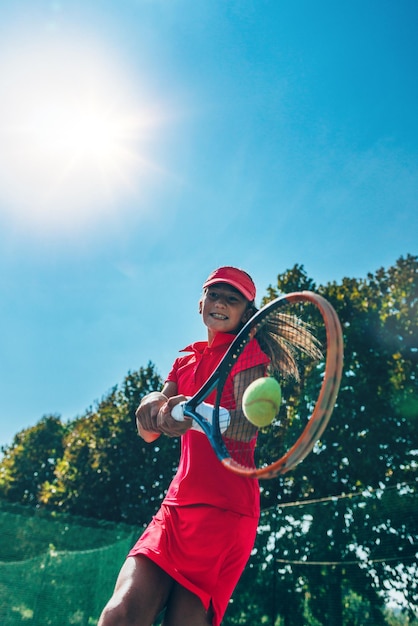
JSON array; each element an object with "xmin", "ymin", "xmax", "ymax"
[
  {"xmin": 161, "ymin": 381, "xmax": 178, "ymax": 398},
  {"xmin": 225, "ymin": 364, "xmax": 266, "ymax": 441}
]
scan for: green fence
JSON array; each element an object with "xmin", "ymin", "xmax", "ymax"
[{"xmin": 0, "ymin": 501, "xmax": 138, "ymax": 626}]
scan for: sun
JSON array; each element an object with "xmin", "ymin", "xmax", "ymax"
[
  {"xmin": 0, "ymin": 30, "xmax": 165, "ymax": 236},
  {"xmin": 32, "ymin": 102, "xmax": 121, "ymax": 161}
]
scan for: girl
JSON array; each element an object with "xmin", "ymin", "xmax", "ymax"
[{"xmin": 98, "ymin": 266, "xmax": 313, "ymax": 626}]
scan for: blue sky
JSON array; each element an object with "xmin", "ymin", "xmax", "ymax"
[{"xmin": 0, "ymin": 0, "xmax": 416, "ymax": 448}]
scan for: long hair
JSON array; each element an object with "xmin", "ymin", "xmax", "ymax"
[{"xmin": 246, "ymin": 303, "xmax": 323, "ymax": 380}]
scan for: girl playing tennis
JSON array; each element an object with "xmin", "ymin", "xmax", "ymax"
[{"xmin": 98, "ymin": 266, "xmax": 318, "ymax": 626}]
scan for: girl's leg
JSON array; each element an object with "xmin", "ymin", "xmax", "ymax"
[
  {"xmin": 98, "ymin": 556, "xmax": 174, "ymax": 626},
  {"xmin": 162, "ymin": 583, "xmax": 213, "ymax": 626}
]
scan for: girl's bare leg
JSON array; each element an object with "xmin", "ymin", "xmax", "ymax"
[
  {"xmin": 98, "ymin": 556, "xmax": 173, "ymax": 626},
  {"xmin": 163, "ymin": 583, "xmax": 214, "ymax": 626}
]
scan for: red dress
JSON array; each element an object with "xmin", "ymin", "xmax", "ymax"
[{"xmin": 129, "ymin": 332, "xmax": 269, "ymax": 625}]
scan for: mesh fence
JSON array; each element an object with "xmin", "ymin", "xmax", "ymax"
[{"xmin": 0, "ymin": 501, "xmax": 138, "ymax": 626}]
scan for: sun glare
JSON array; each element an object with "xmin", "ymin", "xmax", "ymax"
[
  {"xmin": 0, "ymin": 29, "xmax": 165, "ymax": 236},
  {"xmin": 32, "ymin": 104, "xmax": 117, "ymax": 157}
]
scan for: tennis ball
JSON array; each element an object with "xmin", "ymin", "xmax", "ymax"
[{"xmin": 242, "ymin": 377, "xmax": 281, "ymax": 427}]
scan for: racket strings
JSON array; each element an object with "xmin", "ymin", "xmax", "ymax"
[
  {"xmin": 219, "ymin": 303, "xmax": 328, "ymax": 472},
  {"xmin": 224, "ymin": 432, "xmax": 257, "ymax": 469},
  {"xmin": 255, "ymin": 311, "xmax": 323, "ymax": 380}
]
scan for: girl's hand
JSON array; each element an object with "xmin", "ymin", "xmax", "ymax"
[
  {"xmin": 135, "ymin": 392, "xmax": 167, "ymax": 442},
  {"xmin": 157, "ymin": 395, "xmax": 193, "ymax": 437}
]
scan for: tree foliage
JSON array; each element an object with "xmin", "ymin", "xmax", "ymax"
[
  {"xmin": 0, "ymin": 415, "xmax": 67, "ymax": 505},
  {"xmin": 248, "ymin": 255, "xmax": 417, "ymax": 625},
  {"xmin": 0, "ymin": 257, "xmax": 417, "ymax": 625}
]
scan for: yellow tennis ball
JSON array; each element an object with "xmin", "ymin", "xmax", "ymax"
[{"xmin": 242, "ymin": 377, "xmax": 281, "ymax": 427}]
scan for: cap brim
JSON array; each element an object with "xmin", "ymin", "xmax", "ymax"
[{"xmin": 203, "ymin": 278, "xmax": 254, "ymax": 301}]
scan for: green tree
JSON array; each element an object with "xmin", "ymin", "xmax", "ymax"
[{"xmin": 0, "ymin": 415, "xmax": 67, "ymax": 504}]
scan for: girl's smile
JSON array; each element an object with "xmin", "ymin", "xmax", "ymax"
[{"xmin": 200, "ymin": 284, "xmax": 249, "ymax": 340}]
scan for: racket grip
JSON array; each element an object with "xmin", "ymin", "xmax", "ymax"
[
  {"xmin": 171, "ymin": 401, "xmax": 231, "ymax": 434},
  {"xmin": 170, "ymin": 402, "xmax": 187, "ymax": 421}
]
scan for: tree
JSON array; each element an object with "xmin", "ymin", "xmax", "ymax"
[{"xmin": 0, "ymin": 415, "xmax": 67, "ymax": 505}]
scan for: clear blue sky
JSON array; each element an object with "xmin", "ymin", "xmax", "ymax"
[{"xmin": 0, "ymin": 0, "xmax": 416, "ymax": 448}]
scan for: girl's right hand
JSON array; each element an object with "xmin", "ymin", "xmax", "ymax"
[{"xmin": 135, "ymin": 392, "xmax": 167, "ymax": 442}]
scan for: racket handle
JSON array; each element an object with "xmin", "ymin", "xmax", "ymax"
[{"xmin": 171, "ymin": 401, "xmax": 231, "ymax": 434}]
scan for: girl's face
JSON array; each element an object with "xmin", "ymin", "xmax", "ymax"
[{"xmin": 200, "ymin": 283, "xmax": 249, "ymax": 339}]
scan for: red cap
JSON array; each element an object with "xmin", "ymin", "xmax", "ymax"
[{"xmin": 203, "ymin": 266, "xmax": 256, "ymax": 301}]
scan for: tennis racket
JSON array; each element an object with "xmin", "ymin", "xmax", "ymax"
[{"xmin": 167, "ymin": 291, "xmax": 343, "ymax": 479}]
